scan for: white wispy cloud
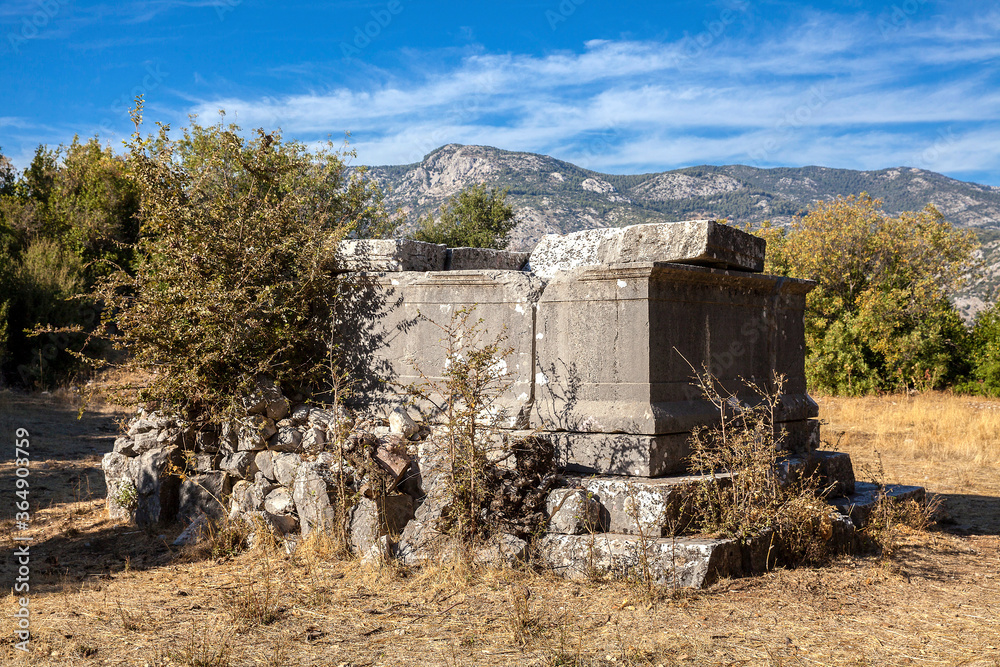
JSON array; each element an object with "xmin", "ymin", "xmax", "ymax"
[
  {"xmin": 6, "ymin": 4, "xmax": 997, "ymax": 181},
  {"xmin": 177, "ymin": 3, "xmax": 1000, "ymax": 177}
]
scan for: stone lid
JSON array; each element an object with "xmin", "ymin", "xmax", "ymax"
[{"xmin": 526, "ymin": 220, "xmax": 765, "ymax": 280}]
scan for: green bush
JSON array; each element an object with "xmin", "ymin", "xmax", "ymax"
[
  {"xmin": 412, "ymin": 184, "xmax": 516, "ymax": 249},
  {"xmin": 959, "ymin": 304, "xmax": 1000, "ymax": 396},
  {"xmin": 754, "ymin": 194, "xmax": 977, "ymax": 394},
  {"xmin": 8, "ymin": 238, "xmax": 94, "ymax": 387},
  {"xmin": 90, "ymin": 104, "xmax": 396, "ymax": 421},
  {"xmin": 0, "ymin": 139, "xmax": 140, "ymax": 386}
]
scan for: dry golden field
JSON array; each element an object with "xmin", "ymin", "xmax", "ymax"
[{"xmin": 1, "ymin": 389, "xmax": 998, "ymax": 667}]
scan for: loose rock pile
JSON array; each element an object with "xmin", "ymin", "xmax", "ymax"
[{"xmin": 102, "ymin": 375, "xmax": 564, "ymax": 564}]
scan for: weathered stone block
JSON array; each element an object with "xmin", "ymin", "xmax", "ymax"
[
  {"xmin": 192, "ymin": 454, "xmax": 219, "ymax": 472},
  {"xmin": 237, "ymin": 416, "xmax": 277, "ymax": 451},
  {"xmin": 254, "ymin": 450, "xmax": 275, "ymax": 482},
  {"xmin": 102, "ymin": 451, "xmax": 133, "ymax": 521},
  {"xmin": 129, "ymin": 446, "xmax": 184, "ymax": 525},
  {"xmin": 229, "ymin": 478, "xmax": 277, "ymax": 519},
  {"xmin": 830, "ymin": 483, "xmax": 925, "ymax": 528},
  {"xmin": 272, "ymin": 452, "xmax": 302, "ymax": 487},
  {"xmin": 446, "ymin": 247, "xmax": 530, "ymax": 271},
  {"xmin": 774, "ymin": 448, "xmax": 853, "ymax": 496},
  {"xmin": 219, "ymin": 451, "xmax": 256, "ymax": 480},
  {"xmin": 563, "ymin": 474, "xmax": 707, "ymax": 536},
  {"xmin": 546, "ymin": 488, "xmax": 603, "ymax": 535},
  {"xmin": 595, "ymin": 220, "xmax": 765, "ymax": 272},
  {"xmin": 388, "ymin": 406, "xmax": 419, "ymax": 439},
  {"xmin": 340, "ymin": 270, "xmax": 544, "ymax": 428},
  {"xmin": 113, "ymin": 436, "xmax": 136, "ymax": 457},
  {"xmin": 349, "ymin": 495, "xmax": 414, "ymax": 556},
  {"xmin": 396, "ymin": 439, "xmax": 451, "ymax": 564},
  {"xmin": 813, "ymin": 450, "xmax": 856, "ymax": 497},
  {"xmin": 538, "ymin": 533, "xmax": 741, "ymax": 588},
  {"xmin": 301, "ymin": 426, "xmax": 326, "ymax": 454},
  {"xmin": 532, "ymin": 262, "xmax": 816, "ymax": 439},
  {"xmin": 268, "ymin": 426, "xmax": 303, "ymax": 453},
  {"xmin": 547, "ymin": 432, "xmax": 691, "ymax": 477},
  {"xmin": 263, "ymin": 487, "xmax": 295, "ymax": 515},
  {"xmin": 243, "ymin": 375, "xmax": 290, "ymax": 421},
  {"xmin": 475, "ymin": 533, "xmax": 528, "ymax": 567},
  {"xmin": 262, "ymin": 509, "xmax": 298, "ymax": 535},
  {"xmin": 525, "ymin": 227, "xmax": 620, "ymax": 280},
  {"xmin": 132, "ymin": 431, "xmax": 161, "ymax": 456},
  {"xmin": 293, "ymin": 466, "xmax": 337, "ymax": 537},
  {"xmin": 336, "ymin": 239, "xmax": 447, "ymax": 272},
  {"xmin": 179, "ymin": 472, "xmax": 231, "ymax": 521}
]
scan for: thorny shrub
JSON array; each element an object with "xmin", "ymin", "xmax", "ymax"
[
  {"xmin": 686, "ymin": 368, "xmax": 837, "ymax": 566},
  {"xmin": 84, "ymin": 99, "xmax": 398, "ymax": 423},
  {"xmin": 408, "ymin": 307, "xmax": 555, "ymax": 547}
]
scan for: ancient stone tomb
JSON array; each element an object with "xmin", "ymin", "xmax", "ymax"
[{"xmin": 103, "ymin": 220, "xmax": 924, "ymax": 587}]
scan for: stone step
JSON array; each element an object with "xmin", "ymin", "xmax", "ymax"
[
  {"xmin": 544, "ymin": 420, "xmax": 821, "ymax": 478},
  {"xmin": 539, "ymin": 518, "xmax": 858, "ymax": 589},
  {"xmin": 774, "ymin": 450, "xmax": 856, "ymax": 498},
  {"xmin": 561, "ymin": 473, "xmax": 715, "ymax": 536},
  {"xmin": 829, "ymin": 482, "xmax": 926, "ymax": 528},
  {"xmin": 560, "ymin": 449, "xmax": 856, "ymax": 537},
  {"xmin": 538, "ymin": 533, "xmax": 742, "ymax": 589}
]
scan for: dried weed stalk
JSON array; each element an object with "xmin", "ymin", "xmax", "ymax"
[{"xmin": 687, "ymin": 368, "xmax": 833, "ymax": 565}]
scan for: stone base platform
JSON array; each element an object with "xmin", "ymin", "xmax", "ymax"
[
  {"xmin": 560, "ymin": 450, "xmax": 860, "ymax": 537},
  {"xmin": 538, "ymin": 533, "xmax": 742, "ymax": 588},
  {"xmin": 545, "ymin": 419, "xmax": 821, "ymax": 477},
  {"xmin": 831, "ymin": 483, "xmax": 926, "ymax": 527}
]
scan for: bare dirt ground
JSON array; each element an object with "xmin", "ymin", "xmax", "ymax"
[{"xmin": 1, "ymin": 390, "xmax": 999, "ymax": 666}]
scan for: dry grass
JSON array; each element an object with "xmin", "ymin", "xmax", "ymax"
[
  {"xmin": 820, "ymin": 391, "xmax": 1000, "ymax": 466},
  {"xmin": 819, "ymin": 391, "xmax": 1000, "ymax": 535},
  {"xmin": 2, "ymin": 389, "xmax": 1000, "ymax": 665}
]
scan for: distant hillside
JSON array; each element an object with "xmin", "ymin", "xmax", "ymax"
[{"xmin": 364, "ymin": 144, "xmax": 1000, "ymax": 315}]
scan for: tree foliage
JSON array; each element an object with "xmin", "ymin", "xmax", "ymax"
[
  {"xmin": 755, "ymin": 194, "xmax": 978, "ymax": 394},
  {"xmin": 961, "ymin": 305, "xmax": 1000, "ymax": 396},
  {"xmin": 0, "ymin": 139, "xmax": 139, "ymax": 386},
  {"xmin": 90, "ymin": 105, "xmax": 397, "ymax": 420},
  {"xmin": 413, "ymin": 184, "xmax": 516, "ymax": 249}
]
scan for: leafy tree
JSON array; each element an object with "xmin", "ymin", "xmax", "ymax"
[
  {"xmin": 754, "ymin": 194, "xmax": 977, "ymax": 394},
  {"xmin": 413, "ymin": 184, "xmax": 516, "ymax": 249},
  {"xmin": 89, "ymin": 105, "xmax": 397, "ymax": 420},
  {"xmin": 0, "ymin": 139, "xmax": 140, "ymax": 386},
  {"xmin": 960, "ymin": 305, "xmax": 1000, "ymax": 396}
]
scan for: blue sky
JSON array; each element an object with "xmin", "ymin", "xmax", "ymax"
[{"xmin": 2, "ymin": 0, "xmax": 999, "ymax": 185}]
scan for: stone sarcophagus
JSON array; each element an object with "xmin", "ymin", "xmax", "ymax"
[
  {"xmin": 532, "ymin": 262, "xmax": 818, "ymax": 476},
  {"xmin": 335, "ymin": 220, "xmax": 819, "ymax": 477},
  {"xmin": 338, "ymin": 268, "xmax": 543, "ymax": 429}
]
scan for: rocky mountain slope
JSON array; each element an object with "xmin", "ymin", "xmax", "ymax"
[{"xmin": 365, "ymin": 144, "xmax": 1000, "ymax": 313}]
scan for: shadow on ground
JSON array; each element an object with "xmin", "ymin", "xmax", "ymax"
[{"xmin": 934, "ymin": 492, "xmax": 1000, "ymax": 535}]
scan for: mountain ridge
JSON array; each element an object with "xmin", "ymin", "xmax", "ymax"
[
  {"xmin": 363, "ymin": 144, "xmax": 1000, "ymax": 314},
  {"xmin": 365, "ymin": 144, "xmax": 1000, "ymax": 248}
]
